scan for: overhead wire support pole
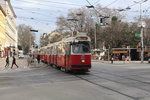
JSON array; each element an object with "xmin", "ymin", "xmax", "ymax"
[
  {"xmin": 134, "ymin": 0, "xmax": 148, "ymax": 63},
  {"xmin": 95, "ymin": 24, "xmax": 97, "ymax": 49},
  {"xmin": 85, "ymin": 0, "xmax": 98, "ymax": 49},
  {"xmin": 140, "ymin": 2, "xmax": 144, "ymax": 64}
]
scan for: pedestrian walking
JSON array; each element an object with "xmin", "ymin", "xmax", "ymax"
[
  {"xmin": 122, "ymin": 55, "xmax": 125, "ymax": 63},
  {"xmin": 37, "ymin": 55, "xmax": 40, "ymax": 64},
  {"xmin": 111, "ymin": 57, "xmax": 114, "ymax": 64},
  {"xmin": 4, "ymin": 56, "xmax": 9, "ymax": 68},
  {"xmin": 11, "ymin": 56, "xmax": 19, "ymax": 69},
  {"xmin": 31, "ymin": 55, "xmax": 35, "ymax": 63}
]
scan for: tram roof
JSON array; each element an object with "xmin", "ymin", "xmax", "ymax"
[
  {"xmin": 62, "ymin": 32, "xmax": 91, "ymax": 42},
  {"xmin": 40, "ymin": 32, "xmax": 90, "ymax": 49}
]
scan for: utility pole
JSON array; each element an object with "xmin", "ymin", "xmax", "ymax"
[
  {"xmin": 134, "ymin": 0, "xmax": 147, "ymax": 63},
  {"xmin": 95, "ymin": 23, "xmax": 97, "ymax": 49},
  {"xmin": 86, "ymin": 5, "xmax": 97, "ymax": 49}
]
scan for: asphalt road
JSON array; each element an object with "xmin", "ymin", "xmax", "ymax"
[{"xmin": 0, "ymin": 59, "xmax": 150, "ymax": 100}]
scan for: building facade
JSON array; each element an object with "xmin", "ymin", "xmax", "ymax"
[
  {"xmin": 0, "ymin": 0, "xmax": 17, "ymax": 57},
  {"xmin": 0, "ymin": 5, "xmax": 6, "ymax": 57}
]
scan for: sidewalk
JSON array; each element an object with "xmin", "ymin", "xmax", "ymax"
[
  {"xmin": 92, "ymin": 60, "xmax": 149, "ymax": 64},
  {"xmin": 0, "ymin": 58, "xmax": 6, "ymax": 66},
  {"xmin": 0, "ymin": 57, "xmax": 28, "ymax": 69}
]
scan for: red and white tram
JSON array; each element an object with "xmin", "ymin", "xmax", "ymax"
[{"xmin": 34, "ymin": 32, "xmax": 91, "ymax": 72}]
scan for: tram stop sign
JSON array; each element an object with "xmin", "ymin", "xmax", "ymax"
[{"xmin": 138, "ymin": 21, "xmax": 146, "ymax": 28}]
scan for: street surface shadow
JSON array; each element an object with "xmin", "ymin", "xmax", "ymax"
[{"xmin": 70, "ymin": 71, "xmax": 91, "ymax": 75}]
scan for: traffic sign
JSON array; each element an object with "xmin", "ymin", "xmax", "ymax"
[{"xmin": 135, "ymin": 33, "xmax": 141, "ymax": 38}]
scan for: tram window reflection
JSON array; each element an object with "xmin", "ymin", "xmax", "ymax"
[{"xmin": 72, "ymin": 42, "xmax": 90, "ymax": 53}]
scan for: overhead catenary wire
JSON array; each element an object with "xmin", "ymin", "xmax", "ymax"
[
  {"xmin": 17, "ymin": 16, "xmax": 56, "ymax": 23},
  {"xmin": 17, "ymin": 16, "xmax": 56, "ymax": 31},
  {"xmin": 85, "ymin": 0, "xmax": 102, "ymax": 16},
  {"xmin": 13, "ymin": 0, "xmax": 74, "ymax": 10},
  {"xmin": 93, "ymin": 0, "xmax": 101, "ymax": 5},
  {"xmin": 103, "ymin": 0, "xmax": 119, "ymax": 8},
  {"xmin": 13, "ymin": 6, "xmax": 68, "ymax": 14},
  {"xmin": 30, "ymin": 0, "xmax": 83, "ymax": 7},
  {"xmin": 14, "ymin": 7, "xmax": 57, "ymax": 18},
  {"xmin": 18, "ymin": 18, "xmax": 53, "ymax": 26},
  {"xmin": 14, "ymin": 0, "xmax": 83, "ymax": 7}
]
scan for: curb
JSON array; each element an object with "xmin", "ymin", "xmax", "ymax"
[{"xmin": 92, "ymin": 60, "xmax": 149, "ymax": 64}]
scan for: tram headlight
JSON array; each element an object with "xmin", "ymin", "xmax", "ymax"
[{"xmin": 81, "ymin": 59, "xmax": 85, "ymax": 63}]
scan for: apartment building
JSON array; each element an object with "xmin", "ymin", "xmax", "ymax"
[
  {"xmin": 0, "ymin": 0, "xmax": 17, "ymax": 57},
  {"xmin": 0, "ymin": 5, "xmax": 6, "ymax": 57}
]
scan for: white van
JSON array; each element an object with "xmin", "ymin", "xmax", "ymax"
[{"xmin": 18, "ymin": 50, "xmax": 24, "ymax": 58}]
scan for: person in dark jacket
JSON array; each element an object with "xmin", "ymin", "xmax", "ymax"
[
  {"xmin": 4, "ymin": 56, "xmax": 9, "ymax": 68},
  {"xmin": 37, "ymin": 55, "xmax": 40, "ymax": 64},
  {"xmin": 11, "ymin": 56, "xmax": 19, "ymax": 69}
]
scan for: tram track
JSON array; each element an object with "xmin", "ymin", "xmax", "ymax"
[
  {"xmin": 74, "ymin": 74, "xmax": 139, "ymax": 100},
  {"xmin": 69, "ymin": 69, "xmax": 150, "ymax": 100},
  {"xmin": 92, "ymin": 69, "xmax": 150, "ymax": 86},
  {"xmin": 49, "ymin": 64, "xmax": 150, "ymax": 99}
]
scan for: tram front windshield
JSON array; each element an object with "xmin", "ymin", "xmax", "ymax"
[{"xmin": 72, "ymin": 42, "xmax": 90, "ymax": 54}]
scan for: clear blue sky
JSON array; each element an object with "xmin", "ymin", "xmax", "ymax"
[{"xmin": 10, "ymin": 0, "xmax": 150, "ymax": 44}]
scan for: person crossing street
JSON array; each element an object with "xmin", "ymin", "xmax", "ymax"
[
  {"xmin": 11, "ymin": 56, "xmax": 19, "ymax": 69},
  {"xmin": 4, "ymin": 56, "xmax": 9, "ymax": 68}
]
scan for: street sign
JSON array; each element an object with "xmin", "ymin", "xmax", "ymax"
[{"xmin": 135, "ymin": 33, "xmax": 141, "ymax": 38}]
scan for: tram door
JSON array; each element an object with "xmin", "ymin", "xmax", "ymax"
[{"xmin": 65, "ymin": 43, "xmax": 71, "ymax": 68}]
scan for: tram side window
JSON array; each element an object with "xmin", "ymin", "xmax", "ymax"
[
  {"xmin": 54, "ymin": 46, "xmax": 58, "ymax": 54},
  {"xmin": 58, "ymin": 45, "xmax": 61, "ymax": 54},
  {"xmin": 65, "ymin": 43, "xmax": 71, "ymax": 55},
  {"xmin": 49, "ymin": 47, "xmax": 51, "ymax": 55},
  {"xmin": 59, "ymin": 44, "xmax": 65, "ymax": 54}
]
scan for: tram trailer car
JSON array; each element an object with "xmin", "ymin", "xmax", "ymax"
[{"xmin": 36, "ymin": 32, "xmax": 91, "ymax": 72}]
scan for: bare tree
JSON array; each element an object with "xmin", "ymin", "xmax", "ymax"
[
  {"xmin": 56, "ymin": 7, "xmax": 95, "ymax": 33},
  {"xmin": 17, "ymin": 24, "xmax": 35, "ymax": 54},
  {"xmin": 55, "ymin": 4, "xmax": 145, "ymax": 50},
  {"xmin": 143, "ymin": 18, "xmax": 150, "ymax": 46}
]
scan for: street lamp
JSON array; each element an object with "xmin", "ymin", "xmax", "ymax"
[
  {"xmin": 134, "ymin": 0, "xmax": 147, "ymax": 63},
  {"xmin": 86, "ymin": 5, "xmax": 94, "ymax": 8}
]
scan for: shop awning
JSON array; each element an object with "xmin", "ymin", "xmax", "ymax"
[{"xmin": 113, "ymin": 51, "xmax": 128, "ymax": 54}]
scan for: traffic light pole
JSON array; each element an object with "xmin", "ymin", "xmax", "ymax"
[{"xmin": 141, "ymin": 26, "xmax": 144, "ymax": 63}]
